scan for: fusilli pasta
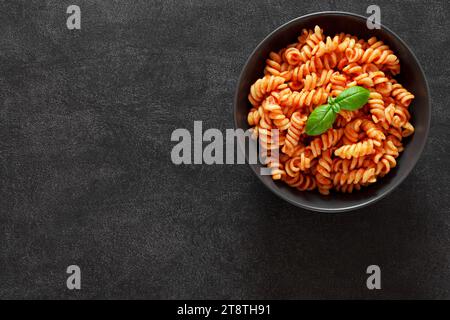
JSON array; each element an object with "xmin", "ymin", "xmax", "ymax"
[{"xmin": 247, "ymin": 25, "xmax": 415, "ymax": 194}]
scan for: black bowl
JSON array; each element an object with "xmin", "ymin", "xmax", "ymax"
[{"xmin": 234, "ymin": 11, "xmax": 430, "ymax": 213}]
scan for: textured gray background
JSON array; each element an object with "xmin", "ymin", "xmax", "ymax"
[{"xmin": 0, "ymin": 0, "xmax": 449, "ymax": 299}]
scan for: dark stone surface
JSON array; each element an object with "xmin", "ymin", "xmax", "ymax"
[{"xmin": 0, "ymin": 0, "xmax": 449, "ymax": 299}]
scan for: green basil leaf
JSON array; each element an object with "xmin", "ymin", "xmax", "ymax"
[
  {"xmin": 334, "ymin": 86, "xmax": 370, "ymax": 111},
  {"xmin": 305, "ymin": 104, "xmax": 336, "ymax": 136},
  {"xmin": 328, "ymin": 96, "xmax": 336, "ymax": 105},
  {"xmin": 330, "ymin": 102, "xmax": 341, "ymax": 113}
]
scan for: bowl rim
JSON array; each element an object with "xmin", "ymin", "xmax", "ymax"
[{"xmin": 233, "ymin": 11, "xmax": 431, "ymax": 213}]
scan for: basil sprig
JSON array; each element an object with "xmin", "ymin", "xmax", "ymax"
[
  {"xmin": 305, "ymin": 86, "xmax": 370, "ymax": 136},
  {"xmin": 305, "ymin": 104, "xmax": 337, "ymax": 136}
]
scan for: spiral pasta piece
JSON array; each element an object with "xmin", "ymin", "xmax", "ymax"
[
  {"xmin": 265, "ymin": 51, "xmax": 283, "ymax": 76},
  {"xmin": 266, "ymin": 158, "xmax": 285, "ymax": 180},
  {"xmin": 285, "ymin": 152, "xmax": 312, "ymax": 175},
  {"xmin": 402, "ymin": 122, "xmax": 414, "ymax": 137},
  {"xmin": 299, "ymin": 26, "xmax": 325, "ymax": 59},
  {"xmin": 282, "ymin": 112, "xmax": 307, "ymax": 156},
  {"xmin": 258, "ymin": 127, "xmax": 285, "ymax": 152},
  {"xmin": 248, "ymin": 75, "xmax": 286, "ymax": 106},
  {"xmin": 284, "ymin": 47, "xmax": 303, "ymax": 66},
  {"xmin": 262, "ymin": 96, "xmax": 290, "ymax": 131},
  {"xmin": 391, "ymin": 105, "xmax": 411, "ymax": 128},
  {"xmin": 332, "ymin": 156, "xmax": 367, "ymax": 173},
  {"xmin": 334, "ymin": 139, "xmax": 380, "ymax": 159},
  {"xmin": 333, "ymin": 168, "xmax": 376, "ymax": 185},
  {"xmin": 376, "ymin": 103, "xmax": 394, "ymax": 129},
  {"xmin": 373, "ymin": 154, "xmax": 396, "ymax": 176},
  {"xmin": 368, "ymin": 91, "xmax": 385, "ymax": 123},
  {"xmin": 247, "ymin": 107, "xmax": 261, "ymax": 126},
  {"xmin": 335, "ymin": 183, "xmax": 363, "ymax": 193},
  {"xmin": 283, "ymin": 173, "xmax": 316, "ymax": 191},
  {"xmin": 280, "ymin": 87, "xmax": 329, "ymax": 112},
  {"xmin": 383, "ymin": 139, "xmax": 400, "ymax": 157},
  {"xmin": 361, "ymin": 119, "xmax": 386, "ymax": 141},
  {"xmin": 336, "ymin": 34, "xmax": 361, "ymax": 53},
  {"xmin": 336, "ymin": 111, "xmax": 362, "ymax": 128},
  {"xmin": 367, "ymin": 37, "xmax": 399, "ymax": 66},
  {"xmin": 315, "ymin": 150, "xmax": 333, "ymax": 195},
  {"xmin": 343, "ymin": 118, "xmax": 363, "ymax": 144},
  {"xmin": 307, "ymin": 128, "xmax": 344, "ymax": 158},
  {"xmin": 391, "ymin": 83, "xmax": 414, "ymax": 107},
  {"xmin": 302, "ymin": 69, "xmax": 334, "ymax": 91},
  {"xmin": 353, "ymin": 72, "xmax": 374, "ymax": 87}
]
